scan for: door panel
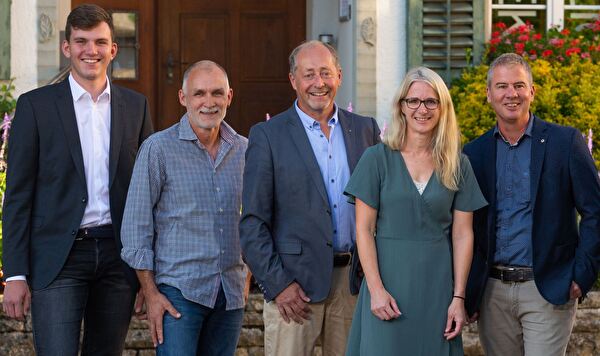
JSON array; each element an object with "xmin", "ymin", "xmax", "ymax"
[{"xmin": 158, "ymin": 0, "xmax": 306, "ymax": 135}]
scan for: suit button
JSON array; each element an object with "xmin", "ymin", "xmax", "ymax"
[
  {"xmin": 71, "ymin": 230, "xmax": 76, "ymax": 235},
  {"xmin": 82, "ymin": 198, "xmax": 87, "ymax": 203}
]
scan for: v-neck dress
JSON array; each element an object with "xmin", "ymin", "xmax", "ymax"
[{"xmin": 344, "ymin": 143, "xmax": 487, "ymax": 356}]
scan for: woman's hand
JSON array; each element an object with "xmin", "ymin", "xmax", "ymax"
[
  {"xmin": 370, "ymin": 287, "xmax": 402, "ymax": 321},
  {"xmin": 444, "ymin": 297, "xmax": 467, "ymax": 340}
]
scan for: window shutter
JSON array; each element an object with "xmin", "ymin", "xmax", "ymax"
[{"xmin": 408, "ymin": 0, "xmax": 485, "ymax": 84}]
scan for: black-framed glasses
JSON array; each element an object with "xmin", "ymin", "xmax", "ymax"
[{"xmin": 402, "ymin": 97, "xmax": 440, "ymax": 110}]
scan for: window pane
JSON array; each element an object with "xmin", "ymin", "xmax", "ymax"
[
  {"xmin": 492, "ymin": 0, "xmax": 547, "ymax": 31},
  {"xmin": 111, "ymin": 12, "xmax": 138, "ymax": 80}
]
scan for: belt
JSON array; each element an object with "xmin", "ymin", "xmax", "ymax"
[
  {"xmin": 333, "ymin": 253, "xmax": 351, "ymax": 267},
  {"xmin": 75, "ymin": 224, "xmax": 114, "ymax": 240},
  {"xmin": 490, "ymin": 266, "xmax": 534, "ymax": 282}
]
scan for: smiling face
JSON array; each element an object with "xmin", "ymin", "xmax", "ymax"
[
  {"xmin": 487, "ymin": 64, "xmax": 535, "ymax": 127},
  {"xmin": 62, "ymin": 22, "xmax": 116, "ymax": 88},
  {"xmin": 401, "ymin": 81, "xmax": 441, "ymax": 138},
  {"xmin": 289, "ymin": 43, "xmax": 342, "ymax": 122},
  {"xmin": 179, "ymin": 65, "xmax": 233, "ymax": 134}
]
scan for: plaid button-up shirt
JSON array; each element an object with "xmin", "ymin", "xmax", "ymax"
[{"xmin": 121, "ymin": 115, "xmax": 248, "ymax": 310}]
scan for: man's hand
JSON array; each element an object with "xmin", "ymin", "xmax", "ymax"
[
  {"xmin": 468, "ymin": 311, "xmax": 479, "ymax": 324},
  {"xmin": 274, "ymin": 282, "xmax": 311, "ymax": 324},
  {"xmin": 134, "ymin": 290, "xmax": 147, "ymax": 320},
  {"xmin": 569, "ymin": 281, "xmax": 582, "ymax": 300},
  {"xmin": 2, "ymin": 280, "xmax": 31, "ymax": 320},
  {"xmin": 145, "ymin": 291, "xmax": 181, "ymax": 347}
]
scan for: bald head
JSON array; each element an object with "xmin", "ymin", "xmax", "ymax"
[{"xmin": 182, "ymin": 60, "xmax": 230, "ymax": 94}]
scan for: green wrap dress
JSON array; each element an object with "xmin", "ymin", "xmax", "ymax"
[{"xmin": 344, "ymin": 143, "xmax": 487, "ymax": 356}]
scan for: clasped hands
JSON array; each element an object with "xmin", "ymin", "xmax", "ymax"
[{"xmin": 275, "ymin": 281, "xmax": 312, "ymax": 324}]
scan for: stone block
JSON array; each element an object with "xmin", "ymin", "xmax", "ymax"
[
  {"xmin": 238, "ymin": 327, "xmax": 263, "ymax": 347},
  {"xmin": 243, "ymin": 312, "xmax": 264, "ymax": 327},
  {"xmin": 0, "ymin": 332, "xmax": 34, "ymax": 356},
  {"xmin": 138, "ymin": 349, "xmax": 157, "ymax": 356},
  {"xmin": 125, "ymin": 328, "xmax": 154, "ymax": 349}
]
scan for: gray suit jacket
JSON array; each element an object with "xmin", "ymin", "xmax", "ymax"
[
  {"xmin": 2, "ymin": 79, "xmax": 153, "ymax": 289},
  {"xmin": 240, "ymin": 106, "xmax": 380, "ymax": 302}
]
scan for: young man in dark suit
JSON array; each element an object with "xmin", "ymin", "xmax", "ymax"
[
  {"xmin": 2, "ymin": 4, "xmax": 152, "ymax": 355},
  {"xmin": 240, "ymin": 40, "xmax": 380, "ymax": 356},
  {"xmin": 464, "ymin": 53, "xmax": 600, "ymax": 356}
]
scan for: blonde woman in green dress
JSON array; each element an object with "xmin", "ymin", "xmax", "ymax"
[{"xmin": 344, "ymin": 67, "xmax": 487, "ymax": 355}]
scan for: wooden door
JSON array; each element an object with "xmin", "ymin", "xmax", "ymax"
[
  {"xmin": 157, "ymin": 0, "xmax": 306, "ymax": 135},
  {"xmin": 71, "ymin": 0, "xmax": 157, "ymax": 126}
]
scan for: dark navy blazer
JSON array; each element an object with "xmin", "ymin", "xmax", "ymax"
[
  {"xmin": 464, "ymin": 115, "xmax": 600, "ymax": 315},
  {"xmin": 240, "ymin": 106, "xmax": 380, "ymax": 302}
]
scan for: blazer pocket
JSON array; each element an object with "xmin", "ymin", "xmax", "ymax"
[{"xmin": 276, "ymin": 241, "xmax": 302, "ymax": 255}]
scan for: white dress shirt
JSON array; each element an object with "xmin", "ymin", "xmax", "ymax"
[{"xmin": 7, "ymin": 75, "xmax": 112, "ymax": 282}]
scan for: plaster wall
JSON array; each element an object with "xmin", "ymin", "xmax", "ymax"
[
  {"xmin": 355, "ymin": 0, "xmax": 376, "ymax": 118},
  {"xmin": 306, "ymin": 0, "xmax": 355, "ymax": 111},
  {"xmin": 11, "ymin": 0, "xmax": 38, "ymax": 96}
]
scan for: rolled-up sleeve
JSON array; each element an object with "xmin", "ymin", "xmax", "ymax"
[{"xmin": 120, "ymin": 136, "xmax": 165, "ymax": 270}]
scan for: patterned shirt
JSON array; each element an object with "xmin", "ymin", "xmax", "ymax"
[
  {"xmin": 121, "ymin": 115, "xmax": 248, "ymax": 310},
  {"xmin": 295, "ymin": 102, "xmax": 354, "ymax": 252},
  {"xmin": 493, "ymin": 115, "xmax": 534, "ymax": 267}
]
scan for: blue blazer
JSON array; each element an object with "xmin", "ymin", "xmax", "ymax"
[
  {"xmin": 464, "ymin": 115, "xmax": 600, "ymax": 315},
  {"xmin": 240, "ymin": 106, "xmax": 380, "ymax": 302}
]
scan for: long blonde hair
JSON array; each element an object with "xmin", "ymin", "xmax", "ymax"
[{"xmin": 383, "ymin": 67, "xmax": 462, "ymax": 191}]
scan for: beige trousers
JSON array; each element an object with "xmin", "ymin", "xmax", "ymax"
[
  {"xmin": 478, "ymin": 278, "xmax": 577, "ymax": 356},
  {"xmin": 263, "ymin": 265, "xmax": 357, "ymax": 356}
]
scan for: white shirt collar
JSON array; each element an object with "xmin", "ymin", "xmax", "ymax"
[{"xmin": 68, "ymin": 74, "xmax": 111, "ymax": 103}]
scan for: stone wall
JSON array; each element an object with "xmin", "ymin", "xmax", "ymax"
[{"xmin": 1, "ymin": 293, "xmax": 599, "ymax": 355}]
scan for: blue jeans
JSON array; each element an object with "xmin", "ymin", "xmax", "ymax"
[
  {"xmin": 157, "ymin": 284, "xmax": 244, "ymax": 356},
  {"xmin": 31, "ymin": 238, "xmax": 135, "ymax": 356}
]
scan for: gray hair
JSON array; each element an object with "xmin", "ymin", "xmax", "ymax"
[
  {"xmin": 288, "ymin": 40, "xmax": 341, "ymax": 74},
  {"xmin": 182, "ymin": 60, "xmax": 230, "ymax": 93},
  {"xmin": 487, "ymin": 53, "xmax": 533, "ymax": 87}
]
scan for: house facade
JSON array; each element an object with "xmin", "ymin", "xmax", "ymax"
[{"xmin": 1, "ymin": 0, "xmax": 599, "ymax": 132}]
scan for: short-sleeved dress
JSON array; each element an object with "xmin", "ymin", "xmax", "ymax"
[{"xmin": 344, "ymin": 143, "xmax": 487, "ymax": 356}]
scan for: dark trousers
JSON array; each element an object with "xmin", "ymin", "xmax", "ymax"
[
  {"xmin": 157, "ymin": 284, "xmax": 244, "ymax": 356},
  {"xmin": 31, "ymin": 238, "xmax": 135, "ymax": 356}
]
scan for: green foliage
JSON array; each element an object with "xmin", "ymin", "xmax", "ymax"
[
  {"xmin": 451, "ymin": 58, "xmax": 600, "ymax": 170},
  {"xmin": 0, "ymin": 79, "xmax": 17, "ymax": 117}
]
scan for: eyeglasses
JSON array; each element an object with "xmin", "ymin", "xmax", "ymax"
[{"xmin": 401, "ymin": 97, "xmax": 440, "ymax": 110}]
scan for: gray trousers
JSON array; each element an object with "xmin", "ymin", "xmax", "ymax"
[{"xmin": 478, "ymin": 278, "xmax": 577, "ymax": 356}]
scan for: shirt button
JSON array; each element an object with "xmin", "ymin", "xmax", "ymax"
[
  {"xmin": 333, "ymin": 229, "xmax": 337, "ymax": 234},
  {"xmin": 220, "ymin": 228, "xmax": 223, "ymax": 233},
  {"xmin": 221, "ymin": 249, "xmax": 225, "ymax": 254},
  {"xmin": 331, "ymin": 179, "xmax": 334, "ymax": 183},
  {"xmin": 219, "ymin": 208, "xmax": 223, "ymax": 213},
  {"xmin": 333, "ymin": 204, "xmax": 337, "ymax": 208},
  {"xmin": 329, "ymin": 155, "xmax": 332, "ymax": 159},
  {"xmin": 216, "ymin": 187, "xmax": 220, "ymax": 192}
]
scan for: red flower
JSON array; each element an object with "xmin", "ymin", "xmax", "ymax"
[
  {"xmin": 518, "ymin": 25, "xmax": 529, "ymax": 34},
  {"xmin": 518, "ymin": 34, "xmax": 529, "ymax": 42},
  {"xmin": 496, "ymin": 22, "xmax": 507, "ymax": 30},
  {"xmin": 571, "ymin": 39, "xmax": 580, "ymax": 46},
  {"xmin": 549, "ymin": 38, "xmax": 565, "ymax": 47},
  {"xmin": 514, "ymin": 42, "xmax": 525, "ymax": 54},
  {"xmin": 581, "ymin": 52, "xmax": 591, "ymax": 59},
  {"xmin": 489, "ymin": 46, "xmax": 497, "ymax": 53},
  {"xmin": 542, "ymin": 49, "xmax": 553, "ymax": 57},
  {"xmin": 490, "ymin": 38, "xmax": 501, "ymax": 45},
  {"xmin": 589, "ymin": 45, "xmax": 596, "ymax": 52},
  {"xmin": 561, "ymin": 28, "xmax": 570, "ymax": 36},
  {"xmin": 492, "ymin": 31, "xmax": 501, "ymax": 39},
  {"xmin": 533, "ymin": 33, "xmax": 542, "ymax": 41},
  {"xmin": 529, "ymin": 49, "xmax": 537, "ymax": 56},
  {"xmin": 565, "ymin": 47, "xmax": 581, "ymax": 56}
]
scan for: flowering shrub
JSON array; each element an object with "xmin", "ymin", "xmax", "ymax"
[
  {"xmin": 486, "ymin": 16, "xmax": 600, "ymax": 64},
  {"xmin": 451, "ymin": 57, "xmax": 600, "ymax": 170}
]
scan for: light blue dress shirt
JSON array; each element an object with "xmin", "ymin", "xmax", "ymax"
[{"xmin": 295, "ymin": 102, "xmax": 354, "ymax": 252}]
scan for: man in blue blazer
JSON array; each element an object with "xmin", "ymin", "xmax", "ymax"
[
  {"xmin": 240, "ymin": 41, "xmax": 380, "ymax": 356},
  {"xmin": 464, "ymin": 53, "xmax": 600, "ymax": 356},
  {"xmin": 2, "ymin": 5, "xmax": 152, "ymax": 355}
]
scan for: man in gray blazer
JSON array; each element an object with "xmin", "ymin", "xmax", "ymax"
[{"xmin": 240, "ymin": 40, "xmax": 380, "ymax": 356}]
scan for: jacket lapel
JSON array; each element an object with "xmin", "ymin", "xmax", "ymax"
[
  {"xmin": 338, "ymin": 110, "xmax": 358, "ymax": 172},
  {"xmin": 108, "ymin": 84, "xmax": 125, "ymax": 189},
  {"xmin": 529, "ymin": 115, "xmax": 547, "ymax": 208},
  {"xmin": 56, "ymin": 80, "xmax": 86, "ymax": 185},
  {"xmin": 285, "ymin": 107, "xmax": 330, "ymax": 207},
  {"xmin": 481, "ymin": 128, "xmax": 498, "ymax": 257}
]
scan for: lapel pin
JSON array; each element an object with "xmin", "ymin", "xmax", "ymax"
[{"xmin": 540, "ymin": 138, "xmax": 545, "ymax": 143}]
